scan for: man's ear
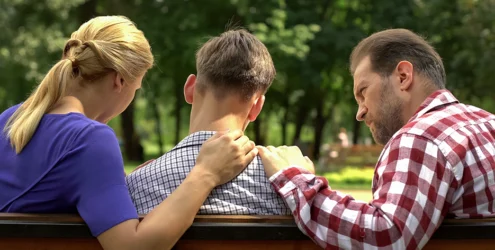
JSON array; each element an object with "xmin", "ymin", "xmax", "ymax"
[
  {"xmin": 113, "ymin": 72, "xmax": 125, "ymax": 93},
  {"xmin": 247, "ymin": 95, "xmax": 265, "ymax": 121},
  {"xmin": 183, "ymin": 74, "xmax": 196, "ymax": 104},
  {"xmin": 396, "ymin": 61, "xmax": 414, "ymax": 91}
]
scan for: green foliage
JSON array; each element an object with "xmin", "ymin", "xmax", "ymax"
[
  {"xmin": 323, "ymin": 167, "xmax": 374, "ymax": 188},
  {"xmin": 1, "ymin": 0, "xmax": 494, "ymax": 160}
]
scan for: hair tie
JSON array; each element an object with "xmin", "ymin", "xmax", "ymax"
[
  {"xmin": 68, "ymin": 57, "xmax": 80, "ymax": 76},
  {"xmin": 68, "ymin": 57, "xmax": 77, "ymax": 68}
]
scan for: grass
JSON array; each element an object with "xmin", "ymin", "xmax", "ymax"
[
  {"xmin": 338, "ymin": 189, "xmax": 372, "ymax": 202},
  {"xmin": 322, "ymin": 167, "xmax": 374, "ymax": 187}
]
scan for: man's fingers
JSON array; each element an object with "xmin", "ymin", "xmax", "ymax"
[
  {"xmin": 256, "ymin": 146, "xmax": 271, "ymax": 158},
  {"xmin": 288, "ymin": 146, "xmax": 303, "ymax": 156},
  {"xmin": 303, "ymin": 156, "xmax": 315, "ymax": 174},
  {"xmin": 304, "ymin": 156, "xmax": 311, "ymax": 163},
  {"xmin": 266, "ymin": 145, "xmax": 277, "ymax": 153},
  {"xmin": 243, "ymin": 146, "xmax": 259, "ymax": 165},
  {"xmin": 242, "ymin": 140, "xmax": 255, "ymax": 155},
  {"xmin": 235, "ymin": 135, "xmax": 250, "ymax": 148},
  {"xmin": 223, "ymin": 129, "xmax": 244, "ymax": 141}
]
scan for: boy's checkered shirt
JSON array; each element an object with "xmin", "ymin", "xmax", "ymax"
[{"xmin": 126, "ymin": 131, "xmax": 290, "ymax": 215}]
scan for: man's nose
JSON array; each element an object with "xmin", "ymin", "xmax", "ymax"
[{"xmin": 356, "ymin": 106, "xmax": 367, "ymax": 121}]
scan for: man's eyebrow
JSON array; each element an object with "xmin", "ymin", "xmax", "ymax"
[{"xmin": 354, "ymin": 80, "xmax": 366, "ymax": 94}]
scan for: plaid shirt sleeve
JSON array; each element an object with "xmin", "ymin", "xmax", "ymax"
[{"xmin": 269, "ymin": 134, "xmax": 457, "ymax": 249}]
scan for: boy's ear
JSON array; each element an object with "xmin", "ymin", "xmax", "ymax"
[
  {"xmin": 247, "ymin": 95, "xmax": 265, "ymax": 121},
  {"xmin": 184, "ymin": 74, "xmax": 196, "ymax": 104}
]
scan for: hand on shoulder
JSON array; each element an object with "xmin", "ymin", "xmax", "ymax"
[
  {"xmin": 192, "ymin": 129, "xmax": 258, "ymax": 187},
  {"xmin": 257, "ymin": 145, "xmax": 315, "ymax": 178}
]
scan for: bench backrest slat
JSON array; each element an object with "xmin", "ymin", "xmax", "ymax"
[{"xmin": 1, "ymin": 213, "xmax": 494, "ymax": 250}]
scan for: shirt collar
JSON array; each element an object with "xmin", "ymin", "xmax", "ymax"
[
  {"xmin": 169, "ymin": 131, "xmax": 216, "ymax": 152},
  {"xmin": 408, "ymin": 89, "xmax": 459, "ymax": 123}
]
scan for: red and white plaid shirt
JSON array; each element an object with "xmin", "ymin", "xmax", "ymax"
[{"xmin": 270, "ymin": 90, "xmax": 495, "ymax": 249}]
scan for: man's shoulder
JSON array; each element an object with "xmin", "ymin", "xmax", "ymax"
[
  {"xmin": 129, "ymin": 145, "xmax": 196, "ymax": 174},
  {"xmin": 399, "ymin": 102, "xmax": 495, "ymax": 143},
  {"xmin": 383, "ymin": 102, "xmax": 495, "ymax": 168}
]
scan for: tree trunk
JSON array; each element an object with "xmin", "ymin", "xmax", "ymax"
[
  {"xmin": 281, "ymin": 98, "xmax": 289, "ymax": 145},
  {"xmin": 312, "ymin": 101, "xmax": 331, "ymax": 160},
  {"xmin": 121, "ymin": 100, "xmax": 144, "ymax": 162},
  {"xmin": 281, "ymin": 109, "xmax": 288, "ymax": 145},
  {"xmin": 253, "ymin": 116, "xmax": 265, "ymax": 145},
  {"xmin": 352, "ymin": 118, "xmax": 361, "ymax": 145},
  {"xmin": 151, "ymin": 94, "xmax": 164, "ymax": 155},
  {"xmin": 174, "ymin": 81, "xmax": 183, "ymax": 145},
  {"xmin": 292, "ymin": 103, "xmax": 308, "ymax": 145},
  {"xmin": 78, "ymin": 0, "xmax": 97, "ymax": 22}
]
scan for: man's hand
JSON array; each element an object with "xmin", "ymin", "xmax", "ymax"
[
  {"xmin": 257, "ymin": 145, "xmax": 315, "ymax": 178},
  {"xmin": 193, "ymin": 130, "xmax": 258, "ymax": 187}
]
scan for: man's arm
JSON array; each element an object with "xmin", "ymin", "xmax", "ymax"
[{"xmin": 262, "ymin": 134, "xmax": 457, "ymax": 249}]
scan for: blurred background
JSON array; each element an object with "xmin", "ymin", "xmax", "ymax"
[{"xmin": 1, "ymin": 0, "xmax": 494, "ymax": 200}]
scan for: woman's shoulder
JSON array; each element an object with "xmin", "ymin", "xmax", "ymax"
[
  {"xmin": 44, "ymin": 113, "xmax": 117, "ymax": 144},
  {"xmin": 0, "ymin": 104, "xmax": 22, "ymax": 120},
  {"xmin": 38, "ymin": 109, "xmax": 106, "ymax": 128},
  {"xmin": 42, "ymin": 114, "xmax": 122, "ymax": 170},
  {"xmin": 1, "ymin": 104, "xmax": 114, "ymax": 137}
]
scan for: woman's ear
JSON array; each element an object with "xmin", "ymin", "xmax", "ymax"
[{"xmin": 113, "ymin": 72, "xmax": 125, "ymax": 93}]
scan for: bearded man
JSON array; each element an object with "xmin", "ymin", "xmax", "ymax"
[{"xmin": 257, "ymin": 28, "xmax": 495, "ymax": 249}]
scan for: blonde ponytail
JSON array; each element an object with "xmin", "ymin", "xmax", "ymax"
[
  {"xmin": 4, "ymin": 59, "xmax": 75, "ymax": 153},
  {"xmin": 4, "ymin": 15, "xmax": 153, "ymax": 154}
]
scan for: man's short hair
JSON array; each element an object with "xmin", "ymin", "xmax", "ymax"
[
  {"xmin": 195, "ymin": 29, "xmax": 276, "ymax": 101},
  {"xmin": 350, "ymin": 28, "xmax": 446, "ymax": 89}
]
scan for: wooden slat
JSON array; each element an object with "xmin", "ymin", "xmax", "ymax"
[
  {"xmin": 441, "ymin": 218, "xmax": 495, "ymax": 224},
  {"xmin": 423, "ymin": 239, "xmax": 495, "ymax": 250},
  {"xmin": 2, "ymin": 238, "xmax": 494, "ymax": 250},
  {"xmin": 176, "ymin": 239, "xmax": 495, "ymax": 250},
  {"xmin": 0, "ymin": 213, "xmax": 297, "ymax": 224},
  {"xmin": 0, "ymin": 238, "xmax": 102, "ymax": 250},
  {"xmin": 175, "ymin": 240, "xmax": 321, "ymax": 250},
  {"xmin": 1, "ymin": 213, "xmax": 495, "ymax": 250},
  {"xmin": 0, "ymin": 214, "xmax": 295, "ymax": 223},
  {"xmin": 1, "ymin": 213, "xmax": 493, "ymax": 225},
  {"xmin": 0, "ymin": 213, "xmax": 85, "ymax": 223},
  {"xmin": 192, "ymin": 215, "xmax": 295, "ymax": 223}
]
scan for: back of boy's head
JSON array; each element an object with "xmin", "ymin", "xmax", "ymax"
[{"xmin": 195, "ymin": 29, "xmax": 276, "ymax": 101}]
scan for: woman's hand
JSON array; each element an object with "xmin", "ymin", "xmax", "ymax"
[
  {"xmin": 257, "ymin": 145, "xmax": 315, "ymax": 178},
  {"xmin": 98, "ymin": 130, "xmax": 258, "ymax": 250},
  {"xmin": 193, "ymin": 130, "xmax": 258, "ymax": 187}
]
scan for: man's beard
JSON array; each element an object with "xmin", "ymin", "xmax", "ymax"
[{"xmin": 371, "ymin": 80, "xmax": 405, "ymax": 145}]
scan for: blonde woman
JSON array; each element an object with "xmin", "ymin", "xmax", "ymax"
[{"xmin": 0, "ymin": 16, "xmax": 257, "ymax": 250}]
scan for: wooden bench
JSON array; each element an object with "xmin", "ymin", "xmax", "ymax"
[{"xmin": 0, "ymin": 213, "xmax": 494, "ymax": 250}]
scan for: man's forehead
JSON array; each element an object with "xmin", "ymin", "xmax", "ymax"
[
  {"xmin": 352, "ymin": 73, "xmax": 365, "ymax": 91},
  {"xmin": 353, "ymin": 58, "xmax": 372, "ymax": 86},
  {"xmin": 353, "ymin": 57, "xmax": 371, "ymax": 78}
]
